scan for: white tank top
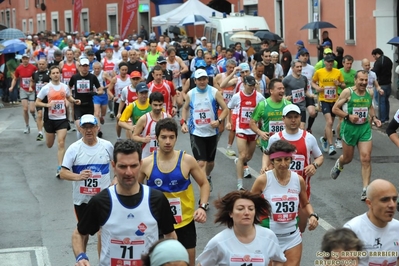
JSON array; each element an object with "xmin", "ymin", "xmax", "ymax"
[
  {"xmin": 262, "ymin": 170, "xmax": 300, "ymax": 234},
  {"xmin": 100, "ymin": 184, "xmax": 159, "ymax": 266},
  {"xmin": 141, "ymin": 112, "xmax": 168, "ymax": 158},
  {"xmin": 187, "ymin": 86, "xmax": 218, "ymax": 137},
  {"xmin": 94, "ymin": 70, "xmax": 105, "ymax": 87},
  {"xmin": 114, "ymin": 75, "xmax": 131, "ymax": 103},
  {"xmin": 252, "ymin": 73, "xmax": 267, "ymax": 96},
  {"xmin": 71, "ymin": 139, "xmax": 112, "ymax": 205},
  {"xmin": 167, "ymin": 59, "xmax": 182, "ymax": 88}
]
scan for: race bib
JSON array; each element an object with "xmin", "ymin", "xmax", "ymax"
[
  {"xmin": 110, "ymin": 238, "xmax": 145, "ymax": 266},
  {"xmin": 35, "ymin": 83, "xmax": 44, "ymax": 93},
  {"xmin": 168, "ymin": 197, "xmax": 182, "ymax": 224},
  {"xmin": 271, "ymin": 194, "xmax": 299, "ymax": 222},
  {"xmin": 289, "ymin": 154, "xmax": 305, "ymax": 177},
  {"xmin": 352, "ymin": 107, "xmax": 368, "ymax": 124},
  {"xmin": 230, "ymin": 254, "xmax": 265, "ymax": 266},
  {"xmin": 194, "ymin": 109, "xmax": 212, "ymax": 125},
  {"xmin": 292, "ymin": 88, "xmax": 305, "ymax": 103},
  {"xmin": 240, "ymin": 107, "xmax": 254, "ymax": 124},
  {"xmin": 324, "ymin": 86, "xmax": 336, "ymax": 100},
  {"xmin": 79, "ymin": 171, "xmax": 101, "ymax": 195},
  {"xmin": 76, "ymin": 80, "xmax": 90, "ymax": 93},
  {"xmin": 149, "ymin": 137, "xmax": 158, "ymax": 153},
  {"xmin": 269, "ymin": 121, "xmax": 285, "ymax": 135},
  {"xmin": 21, "ymin": 78, "xmax": 30, "ymax": 89},
  {"xmin": 63, "ymin": 78, "xmax": 70, "ymax": 85},
  {"xmin": 223, "ymin": 90, "xmax": 234, "ymax": 103},
  {"xmin": 49, "ymin": 100, "xmax": 65, "ymax": 119}
]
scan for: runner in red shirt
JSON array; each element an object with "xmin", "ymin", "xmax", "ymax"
[
  {"xmin": 147, "ymin": 65, "xmax": 177, "ymax": 116},
  {"xmin": 9, "ymin": 53, "xmax": 38, "ymax": 134}
]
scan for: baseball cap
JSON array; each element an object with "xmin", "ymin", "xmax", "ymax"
[
  {"xmin": 136, "ymin": 82, "xmax": 149, "ymax": 93},
  {"xmin": 114, "ymin": 34, "xmax": 121, "ymax": 39},
  {"xmin": 298, "ymin": 49, "xmax": 309, "ymax": 56},
  {"xmin": 324, "ymin": 54, "xmax": 335, "ymax": 62},
  {"xmin": 105, "ymin": 47, "xmax": 113, "ymax": 51},
  {"xmin": 295, "ymin": 40, "xmax": 304, "ymax": 46},
  {"xmin": 113, "ymin": 41, "xmax": 119, "ymax": 47},
  {"xmin": 21, "ymin": 53, "xmax": 29, "ymax": 58},
  {"xmin": 40, "ymin": 43, "xmax": 46, "ymax": 48},
  {"xmin": 88, "ymin": 40, "xmax": 94, "ymax": 46},
  {"xmin": 282, "ymin": 104, "xmax": 301, "ymax": 116},
  {"xmin": 123, "ymin": 39, "xmax": 129, "ymax": 43},
  {"xmin": 157, "ymin": 56, "xmax": 167, "ymax": 63},
  {"xmin": 239, "ymin": 63, "xmax": 250, "ymax": 72},
  {"xmin": 130, "ymin": 71, "xmax": 141, "ymax": 79},
  {"xmin": 195, "ymin": 59, "xmax": 206, "ymax": 69},
  {"xmin": 194, "ymin": 69, "xmax": 208, "ymax": 79},
  {"xmin": 150, "ymin": 239, "xmax": 189, "ymax": 266},
  {"xmin": 200, "ymin": 36, "xmax": 207, "ymax": 41},
  {"xmin": 80, "ymin": 114, "xmax": 98, "ymax": 126},
  {"xmin": 27, "ymin": 35, "xmax": 32, "ymax": 40},
  {"xmin": 80, "ymin": 58, "xmax": 90, "ymax": 65},
  {"xmin": 324, "ymin": 48, "xmax": 333, "ymax": 54},
  {"xmin": 244, "ymin": 76, "xmax": 256, "ymax": 86},
  {"xmin": 139, "ymin": 47, "xmax": 146, "ymax": 51},
  {"xmin": 87, "ymin": 50, "xmax": 95, "ymax": 56},
  {"xmin": 322, "ymin": 41, "xmax": 331, "ymax": 47},
  {"xmin": 84, "ymin": 45, "xmax": 92, "ymax": 50}
]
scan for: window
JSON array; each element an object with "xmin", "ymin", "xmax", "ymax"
[
  {"xmin": 309, "ymin": 0, "xmax": 319, "ymax": 40},
  {"xmin": 5, "ymin": 9, "xmax": 10, "ymax": 27},
  {"xmin": 29, "ymin": 19, "xmax": 33, "ymax": 34},
  {"xmin": 41, "ymin": 13, "xmax": 46, "ymax": 31},
  {"xmin": 12, "ymin": 8, "xmax": 16, "ymax": 28},
  {"xmin": 22, "ymin": 19, "xmax": 27, "ymax": 33},
  {"xmin": 65, "ymin": 10, "xmax": 72, "ymax": 33},
  {"xmin": 81, "ymin": 8, "xmax": 89, "ymax": 33},
  {"xmin": 25, "ymin": 0, "xmax": 29, "ymax": 9},
  {"xmin": 107, "ymin": 4, "xmax": 118, "ymax": 36},
  {"xmin": 275, "ymin": 0, "xmax": 284, "ymax": 38},
  {"xmin": 346, "ymin": 0, "xmax": 355, "ymax": 42},
  {"xmin": 37, "ymin": 13, "xmax": 41, "ymax": 32},
  {"xmin": 51, "ymin": 11, "xmax": 59, "ymax": 32},
  {"xmin": 0, "ymin": 11, "xmax": 4, "ymax": 24}
]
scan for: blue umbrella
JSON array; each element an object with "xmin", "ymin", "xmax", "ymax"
[
  {"xmin": 388, "ymin": 37, "xmax": 399, "ymax": 45},
  {"xmin": 178, "ymin": 15, "xmax": 209, "ymax": 26},
  {"xmin": 300, "ymin": 21, "xmax": 337, "ymax": 30},
  {"xmin": 0, "ymin": 28, "xmax": 26, "ymax": 40},
  {"xmin": 0, "ymin": 39, "xmax": 27, "ymax": 54},
  {"xmin": 254, "ymin": 31, "xmax": 282, "ymax": 41}
]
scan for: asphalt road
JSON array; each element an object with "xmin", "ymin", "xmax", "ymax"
[{"xmin": 1, "ymin": 98, "xmax": 399, "ymax": 266}]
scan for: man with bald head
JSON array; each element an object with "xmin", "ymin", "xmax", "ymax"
[
  {"xmin": 344, "ymin": 179, "xmax": 399, "ymax": 266},
  {"xmin": 361, "ymin": 58, "xmax": 384, "ymax": 105}
]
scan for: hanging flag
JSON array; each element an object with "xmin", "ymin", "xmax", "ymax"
[
  {"xmin": 120, "ymin": 0, "xmax": 138, "ymax": 39},
  {"xmin": 73, "ymin": 0, "xmax": 83, "ymax": 32}
]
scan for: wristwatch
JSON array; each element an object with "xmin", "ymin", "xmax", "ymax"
[
  {"xmin": 218, "ymin": 119, "xmax": 222, "ymax": 124},
  {"xmin": 344, "ymin": 114, "xmax": 350, "ymax": 120},
  {"xmin": 309, "ymin": 213, "xmax": 319, "ymax": 220},
  {"xmin": 199, "ymin": 203, "xmax": 209, "ymax": 211},
  {"xmin": 312, "ymin": 162, "xmax": 319, "ymax": 169}
]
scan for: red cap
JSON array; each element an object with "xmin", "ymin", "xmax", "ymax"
[
  {"xmin": 139, "ymin": 47, "xmax": 146, "ymax": 51},
  {"xmin": 113, "ymin": 41, "xmax": 119, "ymax": 47},
  {"xmin": 130, "ymin": 71, "xmax": 141, "ymax": 78},
  {"xmin": 105, "ymin": 47, "xmax": 113, "ymax": 51}
]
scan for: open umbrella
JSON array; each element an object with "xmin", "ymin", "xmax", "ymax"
[
  {"xmin": 178, "ymin": 14, "xmax": 209, "ymax": 26},
  {"xmin": 300, "ymin": 21, "xmax": 336, "ymax": 30},
  {"xmin": 0, "ymin": 39, "xmax": 27, "ymax": 54},
  {"xmin": 0, "ymin": 28, "xmax": 26, "ymax": 40},
  {"xmin": 388, "ymin": 36, "xmax": 399, "ymax": 46},
  {"xmin": 254, "ymin": 31, "xmax": 282, "ymax": 41},
  {"xmin": 168, "ymin": 26, "xmax": 181, "ymax": 35},
  {"xmin": 0, "ymin": 24, "xmax": 7, "ymax": 31},
  {"xmin": 230, "ymin": 31, "xmax": 261, "ymax": 44}
]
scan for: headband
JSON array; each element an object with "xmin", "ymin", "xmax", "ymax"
[{"xmin": 269, "ymin": 151, "xmax": 293, "ymax": 160}]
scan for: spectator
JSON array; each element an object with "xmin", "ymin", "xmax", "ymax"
[
  {"xmin": 317, "ymin": 31, "xmax": 333, "ymax": 60},
  {"xmin": 279, "ymin": 42, "xmax": 292, "ymax": 76},
  {"xmin": 139, "ymin": 25, "xmax": 149, "ymax": 40},
  {"xmin": 294, "ymin": 40, "xmax": 310, "ymax": 64},
  {"xmin": 335, "ymin": 46, "xmax": 344, "ymax": 69}
]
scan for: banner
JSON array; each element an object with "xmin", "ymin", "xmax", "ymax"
[
  {"xmin": 120, "ymin": 0, "xmax": 138, "ymax": 39},
  {"xmin": 73, "ymin": 0, "xmax": 83, "ymax": 32}
]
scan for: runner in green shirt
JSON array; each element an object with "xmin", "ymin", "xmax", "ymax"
[{"xmin": 249, "ymin": 78, "xmax": 291, "ymax": 173}]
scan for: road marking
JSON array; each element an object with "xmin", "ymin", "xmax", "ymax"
[
  {"xmin": 217, "ymin": 146, "xmax": 336, "ymax": 232},
  {"xmin": 0, "ymin": 121, "xmax": 13, "ymax": 134},
  {"xmin": 0, "ymin": 246, "xmax": 51, "ymax": 266}
]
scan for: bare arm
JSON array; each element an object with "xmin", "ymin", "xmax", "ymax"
[
  {"xmin": 181, "ymin": 93, "xmax": 190, "ymax": 133},
  {"xmin": 219, "ymin": 67, "xmax": 239, "ymax": 88},
  {"xmin": 299, "ymin": 176, "xmax": 318, "ymax": 231},
  {"xmin": 250, "ymin": 174, "xmax": 267, "ymax": 194},
  {"xmin": 72, "ymin": 228, "xmax": 91, "ymax": 266},
  {"xmin": 132, "ymin": 116, "xmax": 150, "ymax": 143}
]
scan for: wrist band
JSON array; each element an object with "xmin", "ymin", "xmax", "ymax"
[{"xmin": 76, "ymin": 252, "xmax": 89, "ymax": 262}]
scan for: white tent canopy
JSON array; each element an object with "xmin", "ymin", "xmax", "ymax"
[{"xmin": 152, "ymin": 0, "xmax": 223, "ymax": 27}]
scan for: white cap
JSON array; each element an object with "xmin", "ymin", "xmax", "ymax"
[
  {"xmin": 194, "ymin": 69, "xmax": 207, "ymax": 79},
  {"xmin": 80, "ymin": 58, "xmax": 90, "ymax": 65},
  {"xmin": 67, "ymin": 35, "xmax": 72, "ymax": 39},
  {"xmin": 27, "ymin": 35, "xmax": 32, "ymax": 40},
  {"xmin": 282, "ymin": 104, "xmax": 301, "ymax": 116},
  {"xmin": 80, "ymin": 114, "xmax": 98, "ymax": 126},
  {"xmin": 84, "ymin": 45, "xmax": 92, "ymax": 50},
  {"xmin": 123, "ymin": 39, "xmax": 129, "ymax": 43},
  {"xmin": 200, "ymin": 36, "xmax": 207, "ymax": 41},
  {"xmin": 88, "ymin": 40, "xmax": 94, "ymax": 46}
]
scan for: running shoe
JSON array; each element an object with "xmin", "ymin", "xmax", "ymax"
[
  {"xmin": 110, "ymin": 112, "xmax": 115, "ymax": 119},
  {"xmin": 243, "ymin": 167, "xmax": 252, "ymax": 179},
  {"xmin": 330, "ymin": 159, "xmax": 343, "ymax": 180},
  {"xmin": 24, "ymin": 125, "xmax": 30, "ymax": 134},
  {"xmin": 226, "ymin": 149, "xmax": 236, "ymax": 156},
  {"xmin": 56, "ymin": 166, "xmax": 61, "ymax": 179},
  {"xmin": 360, "ymin": 189, "xmax": 367, "ymax": 201},
  {"xmin": 100, "ymin": 116, "xmax": 105, "ymax": 125},
  {"xmin": 319, "ymin": 137, "xmax": 328, "ymax": 153},
  {"xmin": 335, "ymin": 139, "xmax": 343, "ymax": 149},
  {"xmin": 36, "ymin": 133, "xmax": 44, "ymax": 141},
  {"xmin": 237, "ymin": 183, "xmax": 245, "ymax": 191},
  {"xmin": 328, "ymin": 145, "xmax": 336, "ymax": 156},
  {"xmin": 207, "ymin": 176, "xmax": 213, "ymax": 192}
]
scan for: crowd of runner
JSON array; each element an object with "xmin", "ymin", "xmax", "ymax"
[{"xmin": 3, "ymin": 29, "xmax": 399, "ymax": 266}]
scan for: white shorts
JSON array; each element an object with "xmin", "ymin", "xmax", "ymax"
[{"xmin": 276, "ymin": 228, "xmax": 302, "ymax": 251}]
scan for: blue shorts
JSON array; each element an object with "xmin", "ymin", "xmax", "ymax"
[{"xmin": 93, "ymin": 93, "xmax": 108, "ymax": 106}]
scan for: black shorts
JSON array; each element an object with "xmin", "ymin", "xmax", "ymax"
[
  {"xmin": 175, "ymin": 220, "xmax": 196, "ymax": 249},
  {"xmin": 321, "ymin": 101, "xmax": 336, "ymax": 117},
  {"xmin": 189, "ymin": 134, "xmax": 218, "ymax": 162},
  {"xmin": 36, "ymin": 107, "xmax": 43, "ymax": 112},
  {"xmin": 300, "ymin": 110, "xmax": 306, "ymax": 123},
  {"xmin": 74, "ymin": 203, "xmax": 88, "ymax": 222},
  {"xmin": 74, "ymin": 105, "xmax": 94, "ymax": 120},
  {"xmin": 44, "ymin": 119, "xmax": 70, "ymax": 133},
  {"xmin": 114, "ymin": 102, "xmax": 126, "ymax": 115},
  {"xmin": 305, "ymin": 96, "xmax": 315, "ymax": 107}
]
